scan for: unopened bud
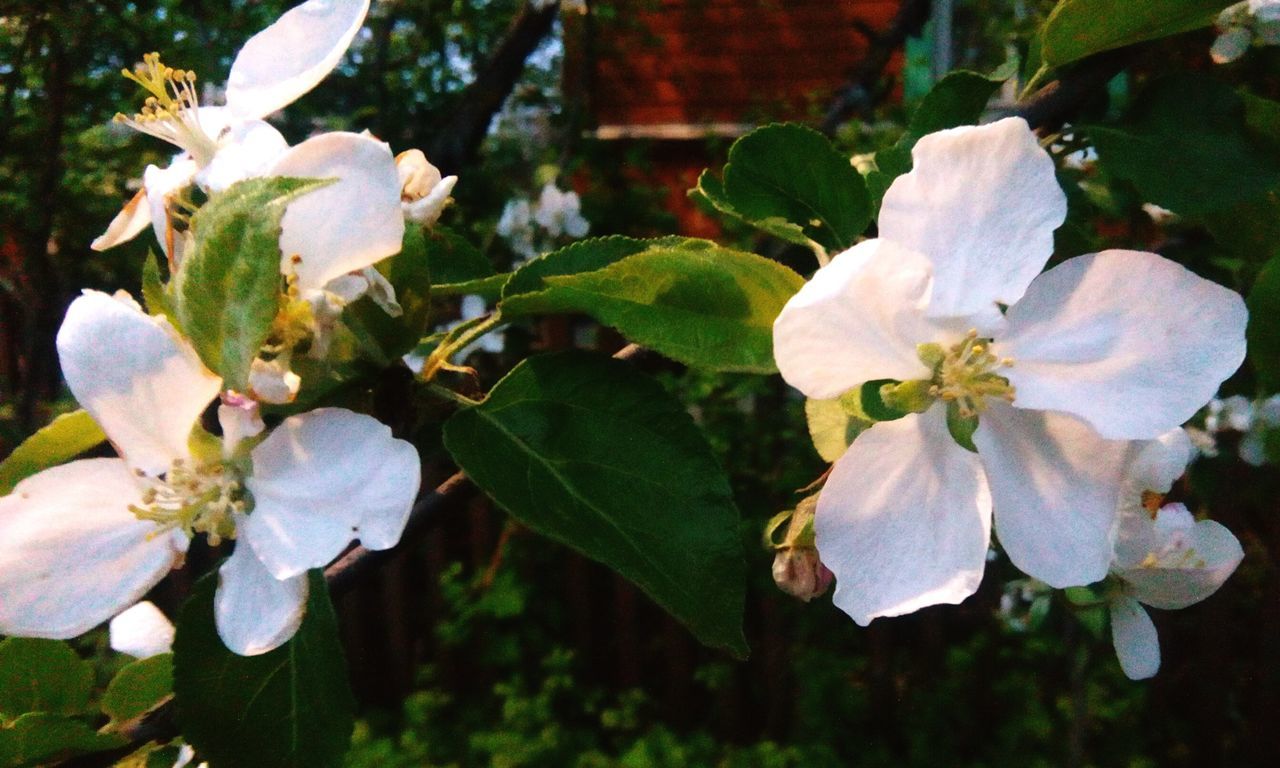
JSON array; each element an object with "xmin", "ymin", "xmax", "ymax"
[{"xmin": 772, "ymin": 547, "xmax": 834, "ymax": 602}]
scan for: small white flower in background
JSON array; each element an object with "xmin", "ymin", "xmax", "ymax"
[
  {"xmin": 94, "ymin": 0, "xmax": 375, "ymax": 257},
  {"xmin": 396, "ymin": 148, "xmax": 458, "ymax": 226},
  {"xmin": 1197, "ymin": 393, "xmax": 1280, "ymax": 465},
  {"xmin": 497, "ymin": 198, "xmax": 539, "ymax": 261},
  {"xmin": 533, "ymin": 182, "xmax": 590, "ymax": 239},
  {"xmin": 1141, "ymin": 203, "xmax": 1178, "ymax": 225},
  {"xmin": 1108, "ymin": 429, "xmax": 1244, "ymax": 679},
  {"xmin": 109, "ymin": 601, "xmax": 175, "ymax": 659},
  {"xmin": 1212, "ymin": 0, "xmax": 1280, "ymax": 63},
  {"xmin": 0, "ymin": 290, "xmax": 421, "ymax": 655},
  {"xmin": 773, "ymin": 117, "xmax": 1247, "ymax": 626}
]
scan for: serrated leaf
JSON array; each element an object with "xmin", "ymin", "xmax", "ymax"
[
  {"xmin": 173, "ymin": 176, "xmax": 331, "ymax": 390},
  {"xmin": 173, "ymin": 571, "xmax": 354, "ymax": 768},
  {"xmin": 0, "ymin": 713, "xmax": 124, "ymax": 767},
  {"xmin": 688, "ymin": 170, "xmax": 813, "ymax": 246},
  {"xmin": 502, "ymin": 235, "xmax": 672, "ymax": 299},
  {"xmin": 1088, "ymin": 75, "xmax": 1280, "ymax": 216},
  {"xmin": 804, "ymin": 398, "xmax": 872, "ymax": 463},
  {"xmin": 721, "ymin": 123, "xmax": 870, "ymax": 251},
  {"xmin": 1041, "ymin": 0, "xmax": 1233, "ymax": 67},
  {"xmin": 443, "ymin": 352, "xmax": 748, "ymax": 657},
  {"xmin": 1249, "ymin": 256, "xmax": 1280, "ymax": 393},
  {"xmin": 500, "ymin": 238, "xmax": 803, "ymax": 373},
  {"xmin": 101, "ymin": 654, "xmax": 173, "ymax": 725},
  {"xmin": 0, "ymin": 639, "xmax": 93, "ymax": 720},
  {"xmin": 0, "ymin": 410, "xmax": 105, "ymax": 496},
  {"xmin": 141, "ymin": 250, "xmax": 174, "ymax": 323}
]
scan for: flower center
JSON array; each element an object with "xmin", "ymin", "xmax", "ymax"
[
  {"xmin": 114, "ymin": 53, "xmax": 218, "ymax": 166},
  {"xmin": 130, "ymin": 458, "xmax": 244, "ymax": 545},
  {"xmin": 920, "ymin": 330, "xmax": 1016, "ymax": 418}
]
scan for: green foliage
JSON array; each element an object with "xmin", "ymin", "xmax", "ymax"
[
  {"xmin": 804, "ymin": 398, "xmax": 872, "ymax": 463},
  {"xmin": 173, "ymin": 571, "xmax": 355, "ymax": 768},
  {"xmin": 173, "ymin": 176, "xmax": 332, "ymax": 389},
  {"xmin": 421, "ymin": 225, "xmax": 497, "ymax": 288},
  {"xmin": 719, "ymin": 124, "xmax": 871, "ymax": 252},
  {"xmin": 687, "ymin": 171, "xmax": 813, "ymax": 247},
  {"xmin": 502, "ymin": 237, "xmax": 803, "ymax": 373},
  {"xmin": 0, "ymin": 638, "xmax": 93, "ymax": 720},
  {"xmin": 0, "ymin": 713, "xmax": 124, "ymax": 768},
  {"xmin": 1248, "ymin": 256, "xmax": 1280, "ymax": 393},
  {"xmin": 1089, "ymin": 75, "xmax": 1280, "ymax": 216},
  {"xmin": 0, "ymin": 410, "xmax": 105, "ymax": 496},
  {"xmin": 101, "ymin": 654, "xmax": 173, "ymax": 725},
  {"xmin": 1041, "ymin": 0, "xmax": 1233, "ymax": 66},
  {"xmin": 443, "ymin": 351, "xmax": 749, "ymax": 656}
]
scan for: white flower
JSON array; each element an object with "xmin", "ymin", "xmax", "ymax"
[
  {"xmin": 1108, "ymin": 430, "xmax": 1244, "ymax": 679},
  {"xmin": 109, "ymin": 601, "xmax": 175, "ymax": 659},
  {"xmin": 772, "ymin": 117, "xmax": 1247, "ymax": 626},
  {"xmin": 93, "ymin": 0, "xmax": 398, "ymax": 271},
  {"xmin": 1212, "ymin": 0, "xmax": 1280, "ymax": 63},
  {"xmin": 396, "ymin": 148, "xmax": 458, "ymax": 226},
  {"xmin": 533, "ymin": 182, "xmax": 590, "ymax": 239},
  {"xmin": 0, "ymin": 290, "xmax": 420, "ymax": 655},
  {"xmin": 497, "ymin": 197, "xmax": 538, "ymax": 261}
]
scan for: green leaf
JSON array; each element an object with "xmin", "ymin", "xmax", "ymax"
[
  {"xmin": 1088, "ymin": 75, "xmax": 1280, "ymax": 216},
  {"xmin": 1249, "ymin": 256, "xmax": 1280, "ymax": 393},
  {"xmin": 384, "ymin": 224, "xmax": 433, "ymax": 336},
  {"xmin": 804, "ymin": 398, "xmax": 872, "ymax": 463},
  {"xmin": 443, "ymin": 352, "xmax": 749, "ymax": 657},
  {"xmin": 857, "ymin": 379, "xmax": 910, "ymax": 423},
  {"xmin": 421, "ymin": 225, "xmax": 495, "ymax": 287},
  {"xmin": 688, "ymin": 170, "xmax": 813, "ymax": 246},
  {"xmin": 501, "ymin": 238, "xmax": 804, "ymax": 373},
  {"xmin": 721, "ymin": 123, "xmax": 870, "ymax": 251},
  {"xmin": 141, "ymin": 250, "xmax": 174, "ymax": 323},
  {"xmin": 0, "ymin": 713, "xmax": 124, "ymax": 767},
  {"xmin": 1041, "ymin": 0, "xmax": 1233, "ymax": 67},
  {"xmin": 101, "ymin": 654, "xmax": 173, "ymax": 725},
  {"xmin": 173, "ymin": 571, "xmax": 354, "ymax": 768},
  {"xmin": 502, "ymin": 235, "xmax": 668, "ymax": 299},
  {"xmin": 946, "ymin": 401, "xmax": 979, "ymax": 452},
  {"xmin": 0, "ymin": 639, "xmax": 93, "ymax": 720},
  {"xmin": 0, "ymin": 410, "xmax": 105, "ymax": 496},
  {"xmin": 430, "ymin": 273, "xmax": 509, "ymax": 300},
  {"xmin": 173, "ymin": 176, "xmax": 331, "ymax": 390},
  {"xmin": 899, "ymin": 69, "xmax": 1010, "ymax": 149}
]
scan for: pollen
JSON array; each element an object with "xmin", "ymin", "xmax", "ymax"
[
  {"xmin": 114, "ymin": 53, "xmax": 218, "ymax": 166},
  {"xmin": 131, "ymin": 458, "xmax": 245, "ymax": 544},
  {"xmin": 926, "ymin": 330, "xmax": 1016, "ymax": 417}
]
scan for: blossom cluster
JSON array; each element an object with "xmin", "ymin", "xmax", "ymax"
[
  {"xmin": 0, "ymin": 0, "xmax": 440, "ymax": 656},
  {"xmin": 497, "ymin": 181, "xmax": 591, "ymax": 262},
  {"xmin": 772, "ymin": 118, "xmax": 1249, "ymax": 679}
]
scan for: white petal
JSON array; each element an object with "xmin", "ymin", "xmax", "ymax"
[
  {"xmin": 91, "ymin": 188, "xmax": 152, "ymax": 251},
  {"xmin": 226, "ymin": 0, "xmax": 370, "ymax": 120},
  {"xmin": 215, "ymin": 540, "xmax": 308, "ymax": 655},
  {"xmin": 815, "ymin": 409, "xmax": 992, "ymax": 625},
  {"xmin": 1118, "ymin": 504, "xmax": 1244, "ymax": 609},
  {"xmin": 1114, "ymin": 429, "xmax": 1195, "ymax": 563},
  {"xmin": 195, "ymin": 120, "xmax": 289, "ymax": 192},
  {"xmin": 242, "ymin": 408, "xmax": 420, "ymax": 579},
  {"xmin": 1110, "ymin": 596, "xmax": 1160, "ymax": 680},
  {"xmin": 57, "ymin": 291, "xmax": 222, "ymax": 475},
  {"xmin": 773, "ymin": 240, "xmax": 965, "ymax": 400},
  {"xmin": 143, "ymin": 159, "xmax": 199, "ymax": 262},
  {"xmin": 976, "ymin": 402, "xmax": 1134, "ymax": 588},
  {"xmin": 403, "ymin": 175, "xmax": 456, "ymax": 226},
  {"xmin": 1211, "ymin": 26, "xmax": 1252, "ymax": 63},
  {"xmin": 0, "ymin": 459, "xmax": 185, "ymax": 639},
  {"xmin": 998, "ymin": 251, "xmax": 1248, "ymax": 439},
  {"xmin": 247, "ymin": 357, "xmax": 301, "ymax": 405},
  {"xmin": 109, "ymin": 601, "xmax": 175, "ymax": 658},
  {"xmin": 878, "ymin": 117, "xmax": 1066, "ymax": 319},
  {"xmin": 269, "ymin": 132, "xmax": 405, "ymax": 292}
]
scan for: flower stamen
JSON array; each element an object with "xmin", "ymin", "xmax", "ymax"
[
  {"xmin": 130, "ymin": 458, "xmax": 244, "ymax": 545},
  {"xmin": 114, "ymin": 53, "xmax": 218, "ymax": 166},
  {"xmin": 926, "ymin": 329, "xmax": 1016, "ymax": 418}
]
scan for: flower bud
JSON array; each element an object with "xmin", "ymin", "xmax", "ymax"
[{"xmin": 772, "ymin": 547, "xmax": 834, "ymax": 602}]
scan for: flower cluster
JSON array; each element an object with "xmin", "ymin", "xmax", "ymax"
[
  {"xmin": 1212, "ymin": 0, "xmax": 1280, "ymax": 63},
  {"xmin": 1186, "ymin": 393, "xmax": 1280, "ymax": 465},
  {"xmin": 0, "ymin": 0, "xmax": 430, "ymax": 656},
  {"xmin": 497, "ymin": 181, "xmax": 590, "ymax": 262},
  {"xmin": 772, "ymin": 118, "xmax": 1248, "ymax": 659}
]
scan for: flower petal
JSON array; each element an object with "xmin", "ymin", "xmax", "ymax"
[
  {"xmin": 269, "ymin": 132, "xmax": 405, "ymax": 292},
  {"xmin": 1118, "ymin": 504, "xmax": 1244, "ymax": 609},
  {"xmin": 57, "ymin": 291, "xmax": 222, "ymax": 475},
  {"xmin": 144, "ymin": 159, "xmax": 199, "ymax": 262},
  {"xmin": 878, "ymin": 117, "xmax": 1066, "ymax": 319},
  {"xmin": 109, "ymin": 601, "xmax": 175, "ymax": 658},
  {"xmin": 0, "ymin": 459, "xmax": 185, "ymax": 639},
  {"xmin": 195, "ymin": 119, "xmax": 289, "ymax": 192},
  {"xmin": 242, "ymin": 408, "xmax": 420, "ymax": 579},
  {"xmin": 815, "ymin": 409, "xmax": 991, "ymax": 625},
  {"xmin": 773, "ymin": 240, "xmax": 965, "ymax": 399},
  {"xmin": 215, "ymin": 540, "xmax": 308, "ymax": 656},
  {"xmin": 976, "ymin": 402, "xmax": 1134, "ymax": 588},
  {"xmin": 91, "ymin": 188, "xmax": 152, "ymax": 251},
  {"xmin": 998, "ymin": 251, "xmax": 1248, "ymax": 439},
  {"xmin": 1114, "ymin": 429, "xmax": 1194, "ymax": 562},
  {"xmin": 1110, "ymin": 595, "xmax": 1160, "ymax": 680},
  {"xmin": 225, "ymin": 0, "xmax": 370, "ymax": 120}
]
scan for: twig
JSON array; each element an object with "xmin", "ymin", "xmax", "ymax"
[{"xmin": 1012, "ymin": 50, "xmax": 1131, "ymax": 132}]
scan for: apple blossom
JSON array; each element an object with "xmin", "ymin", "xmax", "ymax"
[
  {"xmin": 109, "ymin": 601, "xmax": 175, "ymax": 659},
  {"xmin": 773, "ymin": 117, "xmax": 1247, "ymax": 625},
  {"xmin": 1108, "ymin": 430, "xmax": 1244, "ymax": 679},
  {"xmin": 0, "ymin": 290, "xmax": 420, "ymax": 655},
  {"xmin": 533, "ymin": 182, "xmax": 590, "ymax": 239},
  {"xmin": 1212, "ymin": 0, "xmax": 1280, "ymax": 63},
  {"xmin": 397, "ymin": 148, "xmax": 458, "ymax": 225}
]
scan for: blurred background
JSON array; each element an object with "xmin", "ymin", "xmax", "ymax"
[{"xmin": 2, "ymin": 1, "xmax": 1279, "ymax": 765}]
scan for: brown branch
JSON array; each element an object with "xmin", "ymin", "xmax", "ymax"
[{"xmin": 1012, "ymin": 50, "xmax": 1131, "ymax": 132}]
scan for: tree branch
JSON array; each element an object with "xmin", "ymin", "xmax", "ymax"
[{"xmin": 1012, "ymin": 50, "xmax": 1131, "ymax": 132}]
